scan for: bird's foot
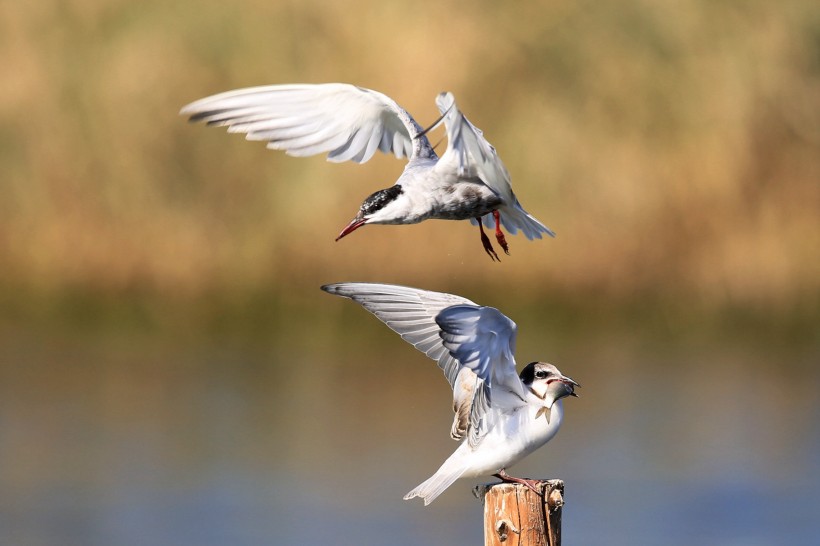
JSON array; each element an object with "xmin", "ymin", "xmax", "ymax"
[
  {"xmin": 493, "ymin": 469, "xmax": 543, "ymax": 496},
  {"xmin": 492, "ymin": 210, "xmax": 510, "ymax": 255},
  {"xmin": 495, "ymin": 231, "xmax": 509, "ymax": 255},
  {"xmin": 479, "ymin": 223, "xmax": 500, "ymax": 262}
]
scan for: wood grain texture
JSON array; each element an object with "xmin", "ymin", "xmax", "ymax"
[{"xmin": 473, "ymin": 480, "xmax": 564, "ymax": 546}]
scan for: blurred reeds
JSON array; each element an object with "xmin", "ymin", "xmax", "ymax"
[{"xmin": 1, "ymin": 0, "xmax": 818, "ymax": 320}]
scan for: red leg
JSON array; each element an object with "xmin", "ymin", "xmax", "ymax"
[
  {"xmin": 478, "ymin": 221, "xmax": 500, "ymax": 262},
  {"xmin": 493, "ymin": 468, "xmax": 543, "ymax": 496},
  {"xmin": 492, "ymin": 210, "xmax": 510, "ymax": 255}
]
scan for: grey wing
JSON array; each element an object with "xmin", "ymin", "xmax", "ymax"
[
  {"xmin": 321, "ymin": 283, "xmax": 476, "ymax": 389},
  {"xmin": 435, "ymin": 92, "xmax": 553, "ymax": 239},
  {"xmin": 434, "ymin": 92, "xmax": 515, "ymax": 202},
  {"xmin": 435, "ymin": 304, "xmax": 528, "ymax": 446},
  {"xmin": 322, "ymin": 283, "xmax": 527, "ymax": 448},
  {"xmin": 180, "ymin": 83, "xmax": 436, "ymax": 163}
]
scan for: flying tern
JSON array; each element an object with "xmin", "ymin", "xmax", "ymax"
[
  {"xmin": 322, "ymin": 282, "xmax": 578, "ymax": 504},
  {"xmin": 181, "ymin": 84, "xmax": 555, "ymax": 260}
]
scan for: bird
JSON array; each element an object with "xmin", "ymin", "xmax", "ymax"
[
  {"xmin": 180, "ymin": 84, "xmax": 555, "ymax": 260},
  {"xmin": 321, "ymin": 282, "xmax": 579, "ymax": 504}
]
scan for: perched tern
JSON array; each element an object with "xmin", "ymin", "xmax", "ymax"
[
  {"xmin": 322, "ymin": 282, "xmax": 578, "ymax": 504},
  {"xmin": 180, "ymin": 84, "xmax": 555, "ymax": 260}
]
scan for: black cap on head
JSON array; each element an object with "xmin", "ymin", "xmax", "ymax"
[
  {"xmin": 360, "ymin": 185, "xmax": 403, "ymax": 216},
  {"xmin": 519, "ymin": 362, "xmax": 540, "ymax": 385}
]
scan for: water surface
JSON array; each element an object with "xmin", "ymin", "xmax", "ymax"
[{"xmin": 0, "ymin": 298, "xmax": 817, "ymax": 545}]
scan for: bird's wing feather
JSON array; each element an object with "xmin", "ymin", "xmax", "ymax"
[
  {"xmin": 322, "ymin": 283, "xmax": 526, "ymax": 447},
  {"xmin": 434, "ymin": 92, "xmax": 515, "ymax": 201},
  {"xmin": 436, "ymin": 92, "xmax": 554, "ymax": 239},
  {"xmin": 321, "ymin": 283, "xmax": 475, "ymax": 388},
  {"xmin": 181, "ymin": 83, "xmax": 436, "ymax": 163},
  {"xmin": 435, "ymin": 304, "xmax": 527, "ymax": 446}
]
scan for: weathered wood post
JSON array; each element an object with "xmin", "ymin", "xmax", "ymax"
[{"xmin": 473, "ymin": 480, "xmax": 564, "ymax": 546}]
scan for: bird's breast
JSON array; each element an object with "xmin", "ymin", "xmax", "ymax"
[
  {"xmin": 397, "ymin": 163, "xmax": 502, "ymax": 222},
  {"xmin": 458, "ymin": 402, "xmax": 564, "ymax": 477},
  {"xmin": 505, "ymin": 401, "xmax": 563, "ymax": 446}
]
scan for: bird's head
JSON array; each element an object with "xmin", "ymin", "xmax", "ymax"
[
  {"xmin": 335, "ymin": 185, "xmax": 406, "ymax": 241},
  {"xmin": 520, "ymin": 362, "xmax": 579, "ymax": 409}
]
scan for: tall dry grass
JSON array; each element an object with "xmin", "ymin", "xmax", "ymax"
[{"xmin": 1, "ymin": 0, "xmax": 818, "ymax": 314}]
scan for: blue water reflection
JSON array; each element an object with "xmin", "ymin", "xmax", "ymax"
[{"xmin": 0, "ymin": 305, "xmax": 817, "ymax": 545}]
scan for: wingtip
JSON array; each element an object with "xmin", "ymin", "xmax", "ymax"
[
  {"xmin": 435, "ymin": 91, "xmax": 456, "ymax": 116},
  {"xmin": 436, "ymin": 90, "xmax": 454, "ymax": 103},
  {"xmin": 178, "ymin": 100, "xmax": 203, "ymax": 118},
  {"xmin": 320, "ymin": 282, "xmax": 364, "ymax": 297},
  {"xmin": 320, "ymin": 283, "xmax": 341, "ymax": 294}
]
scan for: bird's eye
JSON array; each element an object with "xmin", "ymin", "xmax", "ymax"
[{"xmin": 535, "ymin": 370, "xmax": 548, "ymax": 379}]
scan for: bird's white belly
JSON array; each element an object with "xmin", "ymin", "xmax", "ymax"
[
  {"xmin": 398, "ymin": 165, "xmax": 502, "ymax": 223},
  {"xmin": 460, "ymin": 401, "xmax": 564, "ymax": 478}
]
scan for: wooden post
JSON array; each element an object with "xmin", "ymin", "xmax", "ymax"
[{"xmin": 473, "ymin": 480, "xmax": 564, "ymax": 546}]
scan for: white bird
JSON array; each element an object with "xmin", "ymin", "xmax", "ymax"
[
  {"xmin": 322, "ymin": 282, "xmax": 578, "ymax": 504},
  {"xmin": 180, "ymin": 84, "xmax": 555, "ymax": 260}
]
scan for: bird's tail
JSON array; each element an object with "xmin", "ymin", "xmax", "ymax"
[
  {"xmin": 500, "ymin": 200, "xmax": 555, "ymax": 240},
  {"xmin": 403, "ymin": 453, "xmax": 471, "ymax": 506},
  {"xmin": 473, "ymin": 200, "xmax": 555, "ymax": 240}
]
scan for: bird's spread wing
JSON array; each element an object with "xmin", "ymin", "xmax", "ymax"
[
  {"xmin": 435, "ymin": 92, "xmax": 554, "ymax": 239},
  {"xmin": 434, "ymin": 92, "xmax": 515, "ymax": 203},
  {"xmin": 321, "ymin": 283, "xmax": 473, "ymax": 388},
  {"xmin": 180, "ymin": 83, "xmax": 437, "ymax": 163},
  {"xmin": 322, "ymin": 283, "xmax": 526, "ymax": 447},
  {"xmin": 435, "ymin": 304, "xmax": 527, "ymax": 446}
]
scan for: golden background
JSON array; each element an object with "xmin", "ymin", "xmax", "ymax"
[
  {"xmin": 1, "ymin": 1, "xmax": 818, "ymax": 544},
  {"xmin": 3, "ymin": 0, "xmax": 817, "ymax": 310}
]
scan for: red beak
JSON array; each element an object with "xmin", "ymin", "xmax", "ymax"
[{"xmin": 335, "ymin": 218, "xmax": 367, "ymax": 241}]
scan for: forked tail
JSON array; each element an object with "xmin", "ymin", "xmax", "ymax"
[
  {"xmin": 500, "ymin": 200, "xmax": 555, "ymax": 239},
  {"xmin": 403, "ymin": 456, "xmax": 470, "ymax": 506}
]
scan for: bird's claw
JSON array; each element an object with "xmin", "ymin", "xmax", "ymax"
[
  {"xmin": 479, "ymin": 224, "xmax": 500, "ymax": 262},
  {"xmin": 495, "ymin": 231, "xmax": 510, "ymax": 255},
  {"xmin": 492, "ymin": 210, "xmax": 510, "ymax": 256},
  {"xmin": 493, "ymin": 470, "xmax": 544, "ymax": 497}
]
